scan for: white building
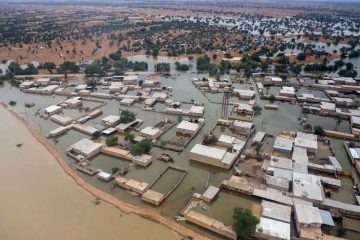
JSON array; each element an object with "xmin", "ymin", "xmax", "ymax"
[
  {"xmin": 293, "ymin": 172, "xmax": 323, "ymax": 203},
  {"xmin": 176, "ymin": 120, "xmax": 201, "ymax": 135},
  {"xmin": 273, "ymin": 136, "xmax": 293, "ymax": 153},
  {"xmin": 189, "ymin": 105, "xmax": 204, "ymax": 117},
  {"xmin": 279, "ymin": 87, "xmax": 295, "ymax": 97},
  {"xmin": 294, "ymin": 132, "xmax": 317, "ymax": 153},
  {"xmin": 63, "ymin": 97, "xmax": 82, "ymax": 108},
  {"xmin": 102, "ymin": 115, "xmax": 121, "ymax": 127},
  {"xmin": 44, "ymin": 105, "xmax": 62, "ymax": 116},
  {"xmin": 233, "ymin": 120, "xmax": 253, "ymax": 135},
  {"xmin": 233, "ymin": 89, "xmax": 255, "ymax": 99},
  {"xmin": 67, "ymin": 138, "xmax": 102, "ymax": 159},
  {"xmin": 120, "ymin": 97, "xmax": 136, "ymax": 106},
  {"xmin": 255, "ymin": 217, "xmax": 290, "ymax": 240},
  {"xmin": 140, "ymin": 126, "xmax": 162, "ymax": 140},
  {"xmin": 189, "ymin": 144, "xmax": 237, "ymax": 169}
]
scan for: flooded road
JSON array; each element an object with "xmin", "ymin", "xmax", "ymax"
[{"xmin": 0, "ymin": 106, "xmax": 177, "ymax": 240}]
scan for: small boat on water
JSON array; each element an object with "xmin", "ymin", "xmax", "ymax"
[{"xmin": 157, "ymin": 153, "xmax": 173, "ymax": 162}]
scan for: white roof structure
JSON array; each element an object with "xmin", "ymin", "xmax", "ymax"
[
  {"xmin": 332, "ymin": 77, "xmax": 356, "ymax": 84},
  {"xmin": 292, "ymin": 147, "xmax": 309, "ymax": 164},
  {"xmin": 102, "ymin": 115, "xmax": 120, "ymax": 125},
  {"xmin": 140, "ymin": 126, "xmax": 161, "ymax": 136},
  {"xmin": 320, "ymin": 102, "xmax": 336, "ymax": 111},
  {"xmin": 351, "ymin": 115, "xmax": 360, "ymax": 126},
  {"xmin": 273, "ymin": 168, "xmax": 293, "ymax": 181},
  {"xmin": 256, "ymin": 217, "xmax": 290, "ymax": 240},
  {"xmin": 233, "ymin": 120, "xmax": 253, "ymax": 129},
  {"xmin": 120, "ymin": 98, "xmax": 135, "ymax": 105},
  {"xmin": 63, "ymin": 97, "xmax": 82, "ymax": 106},
  {"xmin": 301, "ymin": 93, "xmax": 314, "ymax": 99},
  {"xmin": 280, "ymin": 86, "xmax": 295, "ymax": 96},
  {"xmin": 271, "ymin": 76, "xmax": 283, "ymax": 82},
  {"xmin": 123, "ymin": 75, "xmax": 138, "ymax": 82},
  {"xmin": 294, "ymin": 132, "xmax": 317, "ymax": 152},
  {"xmin": 261, "ymin": 200, "xmax": 292, "ymax": 223},
  {"xmin": 97, "ymin": 171, "xmax": 112, "ymax": 180},
  {"xmin": 44, "ymin": 105, "xmax": 62, "ymax": 114},
  {"xmin": 36, "ymin": 78, "xmax": 50, "ymax": 84},
  {"xmin": 274, "ymin": 136, "xmax": 293, "ymax": 152},
  {"xmin": 152, "ymin": 92, "xmax": 168, "ymax": 100},
  {"xmin": 190, "ymin": 144, "xmax": 226, "ymax": 160},
  {"xmin": 234, "ymin": 103, "xmax": 253, "ymax": 112},
  {"xmin": 233, "ymin": 89, "xmax": 255, "ymax": 98},
  {"xmin": 176, "ymin": 120, "xmax": 200, "ymax": 133},
  {"xmin": 218, "ymin": 134, "xmax": 236, "ymax": 145},
  {"xmin": 253, "ymin": 132, "xmax": 266, "ymax": 143},
  {"xmin": 270, "ymin": 156, "xmax": 293, "ymax": 170},
  {"xmin": 69, "ymin": 139, "xmax": 102, "ymax": 157},
  {"xmin": 202, "ymin": 186, "xmax": 220, "ymax": 201},
  {"xmin": 75, "ymin": 84, "xmax": 87, "ymax": 91},
  {"xmin": 293, "ymin": 172, "xmax": 323, "ymax": 202},
  {"xmin": 294, "ymin": 204, "xmax": 323, "ymax": 225},
  {"xmin": 189, "ymin": 105, "xmax": 204, "ymax": 116}
]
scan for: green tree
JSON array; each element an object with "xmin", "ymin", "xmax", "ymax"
[
  {"xmin": 120, "ymin": 110, "xmax": 136, "ymax": 124},
  {"xmin": 124, "ymin": 132, "xmax": 135, "ymax": 143},
  {"xmin": 59, "ymin": 61, "xmax": 79, "ymax": 73},
  {"xmin": 130, "ymin": 139, "xmax": 152, "ymax": 156},
  {"xmin": 314, "ymin": 126, "xmax": 325, "ymax": 136},
  {"xmin": 106, "ymin": 135, "xmax": 118, "ymax": 146},
  {"xmin": 232, "ymin": 208, "xmax": 259, "ymax": 240}
]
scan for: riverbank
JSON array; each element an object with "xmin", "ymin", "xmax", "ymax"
[{"xmin": 0, "ymin": 102, "xmax": 210, "ymax": 240}]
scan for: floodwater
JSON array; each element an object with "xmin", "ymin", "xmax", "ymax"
[
  {"xmin": 0, "ymin": 106, "xmax": 177, "ymax": 240},
  {"xmin": 0, "ymin": 54, "xmax": 360, "ymax": 239}
]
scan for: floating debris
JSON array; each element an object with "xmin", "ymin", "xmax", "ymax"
[{"xmin": 16, "ymin": 143, "xmax": 23, "ymax": 147}]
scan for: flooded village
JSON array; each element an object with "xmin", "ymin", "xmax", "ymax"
[{"xmin": 1, "ymin": 1, "xmax": 360, "ymax": 240}]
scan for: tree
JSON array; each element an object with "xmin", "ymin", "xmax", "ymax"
[
  {"xmin": 314, "ymin": 126, "xmax": 325, "ymax": 136},
  {"xmin": 130, "ymin": 139, "xmax": 152, "ymax": 156},
  {"xmin": 59, "ymin": 61, "xmax": 79, "ymax": 73},
  {"xmin": 155, "ymin": 63, "xmax": 170, "ymax": 72},
  {"xmin": 303, "ymin": 123, "xmax": 312, "ymax": 131},
  {"xmin": 109, "ymin": 49, "xmax": 122, "ymax": 60},
  {"xmin": 106, "ymin": 135, "xmax": 118, "ymax": 146},
  {"xmin": 269, "ymin": 94, "xmax": 276, "ymax": 103},
  {"xmin": 232, "ymin": 208, "xmax": 259, "ymax": 240},
  {"xmin": 124, "ymin": 132, "xmax": 135, "ymax": 143},
  {"xmin": 120, "ymin": 110, "xmax": 136, "ymax": 124}
]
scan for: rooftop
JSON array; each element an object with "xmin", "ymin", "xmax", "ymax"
[
  {"xmin": 256, "ymin": 217, "xmax": 290, "ymax": 240},
  {"xmin": 293, "ymin": 172, "xmax": 323, "ymax": 202},
  {"xmin": 261, "ymin": 200, "xmax": 292, "ymax": 223},
  {"xmin": 190, "ymin": 144, "xmax": 226, "ymax": 160}
]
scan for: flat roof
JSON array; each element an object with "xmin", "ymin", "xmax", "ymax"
[
  {"xmin": 102, "ymin": 115, "xmax": 120, "ymax": 123},
  {"xmin": 233, "ymin": 120, "xmax": 253, "ymax": 129},
  {"xmin": 270, "ymin": 156, "xmax": 293, "ymax": 170},
  {"xmin": 70, "ymin": 138, "xmax": 102, "ymax": 155},
  {"xmin": 253, "ymin": 131, "xmax": 266, "ymax": 143},
  {"xmin": 295, "ymin": 204, "xmax": 323, "ymax": 225},
  {"xmin": 177, "ymin": 120, "xmax": 199, "ymax": 132},
  {"xmin": 190, "ymin": 144, "xmax": 226, "ymax": 160},
  {"xmin": 189, "ymin": 105, "xmax": 204, "ymax": 114},
  {"xmin": 44, "ymin": 105, "xmax": 61, "ymax": 113},
  {"xmin": 202, "ymin": 186, "xmax": 220, "ymax": 200},
  {"xmin": 292, "ymin": 147, "xmax": 309, "ymax": 164},
  {"xmin": 218, "ymin": 134, "xmax": 235, "ymax": 145},
  {"xmin": 293, "ymin": 172, "xmax": 323, "ymax": 202},
  {"xmin": 261, "ymin": 200, "xmax": 292, "ymax": 223},
  {"xmin": 234, "ymin": 89, "xmax": 255, "ymax": 96},
  {"xmin": 274, "ymin": 136, "xmax": 293, "ymax": 151},
  {"xmin": 256, "ymin": 217, "xmax": 290, "ymax": 240},
  {"xmin": 141, "ymin": 126, "xmax": 161, "ymax": 136}
]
